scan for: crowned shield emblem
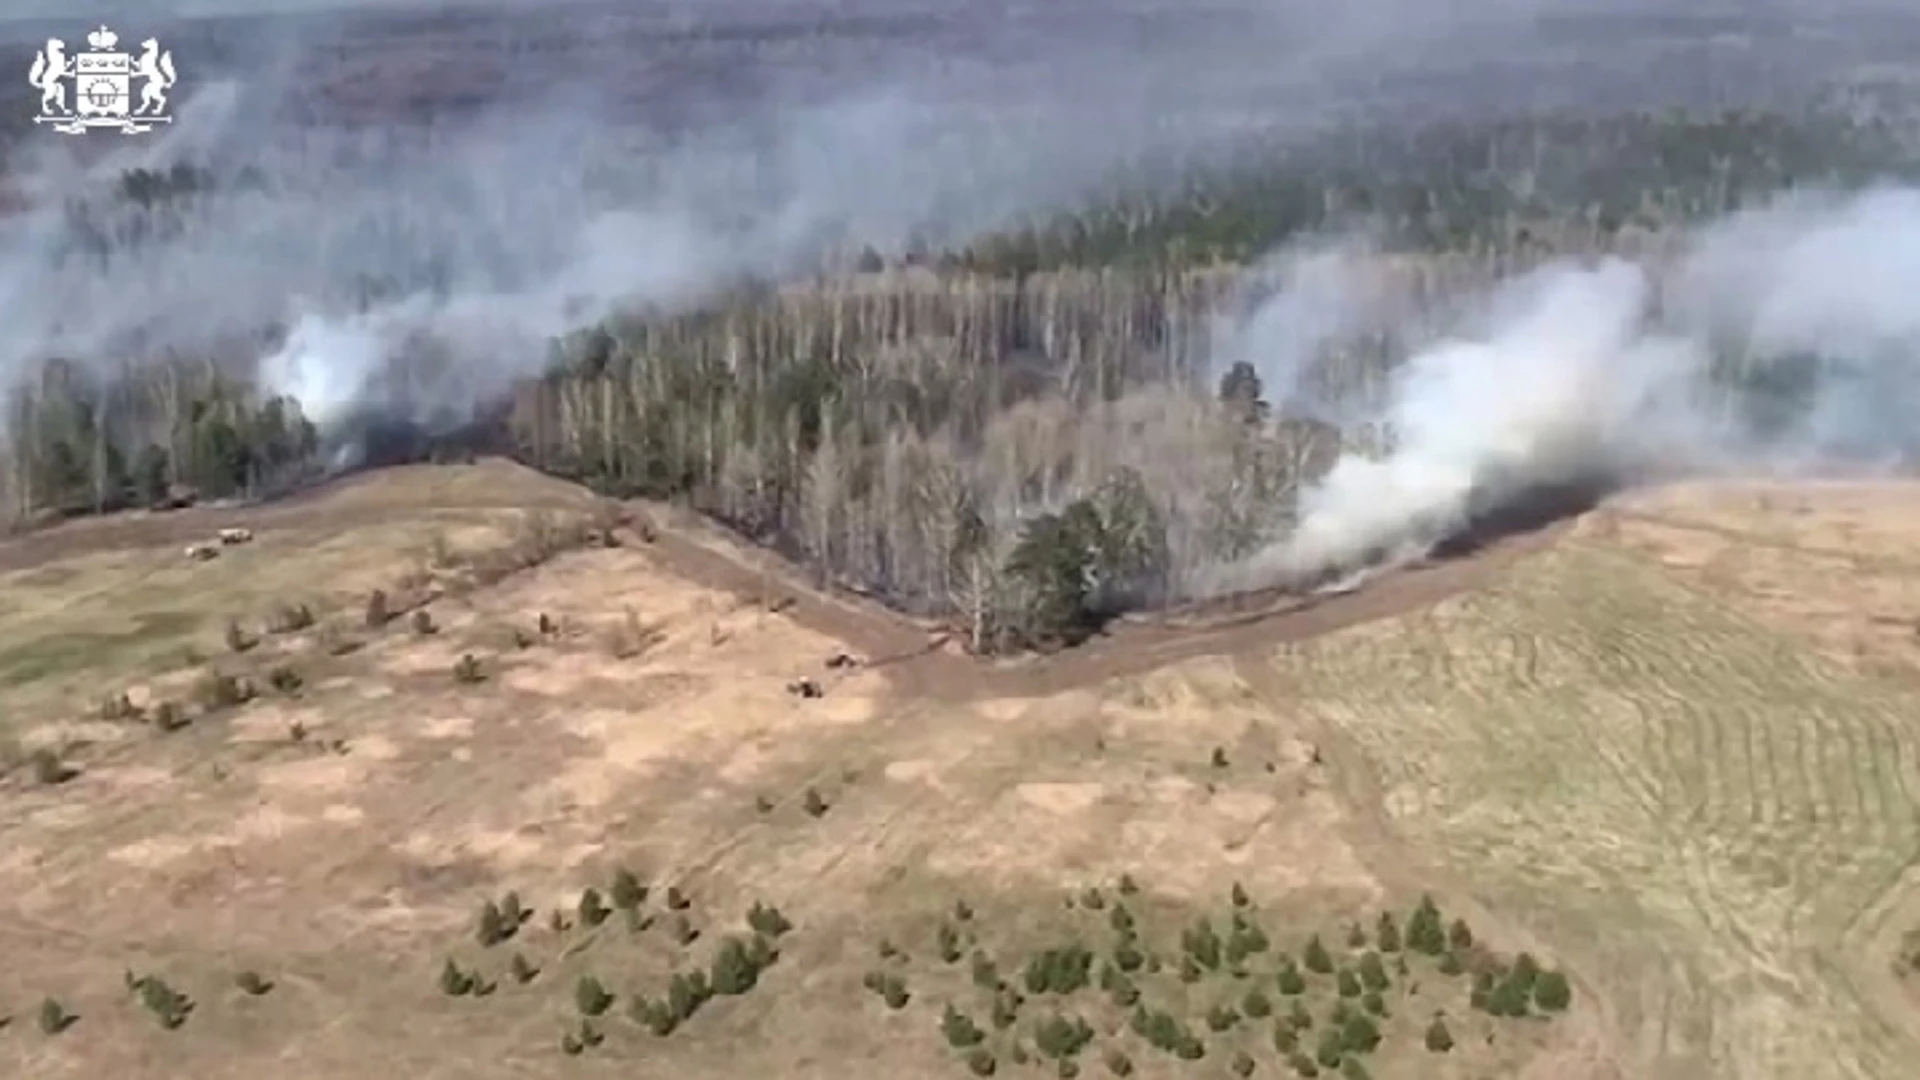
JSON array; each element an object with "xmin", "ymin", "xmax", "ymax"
[
  {"xmin": 30, "ymin": 24, "xmax": 176, "ymax": 134},
  {"xmin": 73, "ymin": 39, "xmax": 131, "ymax": 122}
]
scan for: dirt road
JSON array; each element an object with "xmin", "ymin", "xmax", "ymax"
[{"xmin": 0, "ymin": 462, "xmax": 1570, "ymax": 696}]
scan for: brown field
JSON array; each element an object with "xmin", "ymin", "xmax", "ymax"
[{"xmin": 2, "ymin": 459, "xmax": 1919, "ymax": 1079}]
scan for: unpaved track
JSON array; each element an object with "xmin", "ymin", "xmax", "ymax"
[
  {"xmin": 640, "ymin": 506, "xmax": 1575, "ymax": 700},
  {"xmin": 0, "ymin": 469, "xmax": 591, "ymax": 572},
  {"xmin": 0, "ymin": 467, "xmax": 1570, "ymax": 695}
]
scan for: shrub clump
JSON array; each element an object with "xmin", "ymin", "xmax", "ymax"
[
  {"xmin": 438, "ymin": 959, "xmax": 475, "ymax": 996},
  {"xmin": 29, "ymin": 747, "xmax": 78, "ymax": 785},
  {"xmin": 711, "ymin": 935, "xmax": 773, "ymax": 995},
  {"xmin": 1130, "ymin": 1006, "xmax": 1203, "ymax": 1059},
  {"xmin": 575, "ymin": 887, "xmax": 611, "ymax": 927},
  {"xmin": 1533, "ymin": 968, "xmax": 1573, "ymax": 1011},
  {"xmin": 150, "ymin": 700, "xmax": 188, "ymax": 732},
  {"xmin": 862, "ymin": 970, "xmax": 909, "ymax": 1009},
  {"xmin": 38, "ymin": 998, "xmax": 73, "ymax": 1034},
  {"xmin": 138, "ymin": 977, "xmax": 193, "ymax": 1029},
  {"xmin": 1303, "ymin": 934, "xmax": 1334, "ymax": 973},
  {"xmin": 942, "ymin": 1004, "xmax": 987, "ymax": 1049},
  {"xmin": 1375, "ymin": 911, "xmax": 1401, "ymax": 952},
  {"xmin": 746, "ymin": 900, "xmax": 792, "ymax": 938},
  {"xmin": 267, "ymin": 665, "xmax": 303, "ymax": 694},
  {"xmin": 1024, "ymin": 945, "xmax": 1094, "ymax": 995},
  {"xmin": 225, "ymin": 619, "xmax": 256, "ymax": 653},
  {"xmin": 1033, "ymin": 1012, "xmax": 1095, "ymax": 1061},
  {"xmin": 609, "ymin": 868, "xmax": 647, "ymax": 911},
  {"xmin": 574, "ymin": 975, "xmax": 614, "ymax": 1016},
  {"xmin": 1406, "ymin": 894, "xmax": 1446, "ymax": 955},
  {"xmin": 267, "ymin": 602, "xmax": 315, "ymax": 634},
  {"xmin": 452, "ymin": 653, "xmax": 485, "ymax": 683},
  {"xmin": 1181, "ymin": 918, "xmax": 1223, "ymax": 970},
  {"xmin": 194, "ymin": 669, "xmax": 255, "ymax": 711},
  {"xmin": 476, "ymin": 900, "xmax": 513, "ymax": 946}
]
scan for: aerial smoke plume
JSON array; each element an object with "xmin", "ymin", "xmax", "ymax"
[
  {"xmin": 1226, "ymin": 186, "xmax": 1920, "ymax": 589},
  {"xmin": 10, "ymin": 0, "xmax": 1561, "ymax": 437},
  {"xmin": 0, "ymin": 0, "xmax": 1851, "ymax": 437},
  {"xmin": 0, "ymin": 9, "xmax": 1224, "ymax": 443}
]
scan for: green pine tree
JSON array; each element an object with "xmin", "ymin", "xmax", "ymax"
[
  {"xmin": 609, "ymin": 869, "xmax": 646, "ymax": 910},
  {"xmin": 710, "ymin": 937, "xmax": 759, "ymax": 995},
  {"xmin": 1314, "ymin": 1029, "xmax": 1345, "ymax": 1069},
  {"xmin": 1336, "ymin": 969, "xmax": 1361, "ymax": 997},
  {"xmin": 1533, "ymin": 969, "xmax": 1573, "ymax": 1011},
  {"xmin": 1448, "ymin": 917, "xmax": 1473, "ymax": 950},
  {"xmin": 1277, "ymin": 961, "xmax": 1308, "ymax": 995},
  {"xmin": 1304, "ymin": 935, "xmax": 1334, "ymax": 973},
  {"xmin": 1375, "ymin": 912, "xmax": 1400, "ymax": 952},
  {"xmin": 943, "ymin": 1005, "xmax": 987, "ymax": 1049},
  {"xmin": 1357, "ymin": 951, "xmax": 1388, "ymax": 990}
]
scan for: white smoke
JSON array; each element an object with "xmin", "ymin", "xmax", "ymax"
[
  {"xmin": 1226, "ymin": 185, "xmax": 1920, "ymax": 587},
  {"xmin": 0, "ymin": 20, "xmax": 1285, "ymax": 431},
  {"xmin": 1208, "ymin": 238, "xmax": 1397, "ymax": 418},
  {"xmin": 4, "ymin": 0, "xmax": 1859, "ymax": 441}
]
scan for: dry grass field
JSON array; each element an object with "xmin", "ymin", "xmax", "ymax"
[{"xmin": 1, "ymin": 460, "xmax": 1917, "ymax": 1079}]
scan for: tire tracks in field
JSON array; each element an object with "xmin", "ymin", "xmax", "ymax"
[
  {"xmin": 1226, "ymin": 546, "xmax": 1920, "ymax": 1079},
  {"xmin": 1230, "ymin": 647, "xmax": 1635, "ymax": 1077}
]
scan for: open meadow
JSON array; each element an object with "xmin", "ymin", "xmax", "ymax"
[{"xmin": 0, "ymin": 459, "xmax": 1915, "ymax": 1079}]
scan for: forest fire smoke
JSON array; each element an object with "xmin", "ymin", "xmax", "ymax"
[{"xmin": 1225, "ymin": 186, "xmax": 1920, "ymax": 590}]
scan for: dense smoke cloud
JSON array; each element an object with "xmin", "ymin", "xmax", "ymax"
[
  {"xmin": 0, "ymin": 0, "xmax": 1873, "ymax": 428},
  {"xmin": 1, "ymin": 3, "xmax": 1299, "ymax": 430},
  {"xmin": 8, "ymin": 1, "xmax": 1920, "ymax": 599},
  {"xmin": 5, "ymin": 77, "xmax": 1192, "ymax": 428},
  {"xmin": 1221, "ymin": 185, "xmax": 1920, "ymax": 589},
  {"xmin": 9, "ymin": 0, "xmax": 1604, "ymax": 419}
]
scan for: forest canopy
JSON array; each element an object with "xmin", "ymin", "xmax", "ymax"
[{"xmin": 3, "ymin": 106, "xmax": 1909, "ymax": 651}]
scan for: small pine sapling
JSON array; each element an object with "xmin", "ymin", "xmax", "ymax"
[
  {"xmin": 942, "ymin": 1004, "xmax": 987, "ymax": 1049},
  {"xmin": 937, "ymin": 922, "xmax": 964, "ymax": 963},
  {"xmin": 439, "ymin": 959, "xmax": 474, "ymax": 996},
  {"xmin": 476, "ymin": 900, "xmax": 509, "ymax": 946},
  {"xmin": 711, "ymin": 937, "xmax": 760, "ymax": 995},
  {"xmin": 578, "ymin": 887, "xmax": 610, "ymax": 927},
  {"xmin": 609, "ymin": 868, "xmax": 647, "ymax": 911},
  {"xmin": 746, "ymin": 900, "xmax": 792, "ymax": 938},
  {"xmin": 509, "ymin": 953, "xmax": 538, "ymax": 983},
  {"xmin": 574, "ymin": 975, "xmax": 613, "ymax": 1016},
  {"xmin": 1303, "ymin": 935, "xmax": 1334, "ymax": 973},
  {"xmin": 1375, "ymin": 911, "xmax": 1401, "ymax": 952}
]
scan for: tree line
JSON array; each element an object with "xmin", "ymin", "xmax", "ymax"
[
  {"xmin": 4, "ymin": 360, "xmax": 317, "ymax": 520},
  {"xmin": 1, "ymin": 106, "xmax": 1903, "ymax": 650}
]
